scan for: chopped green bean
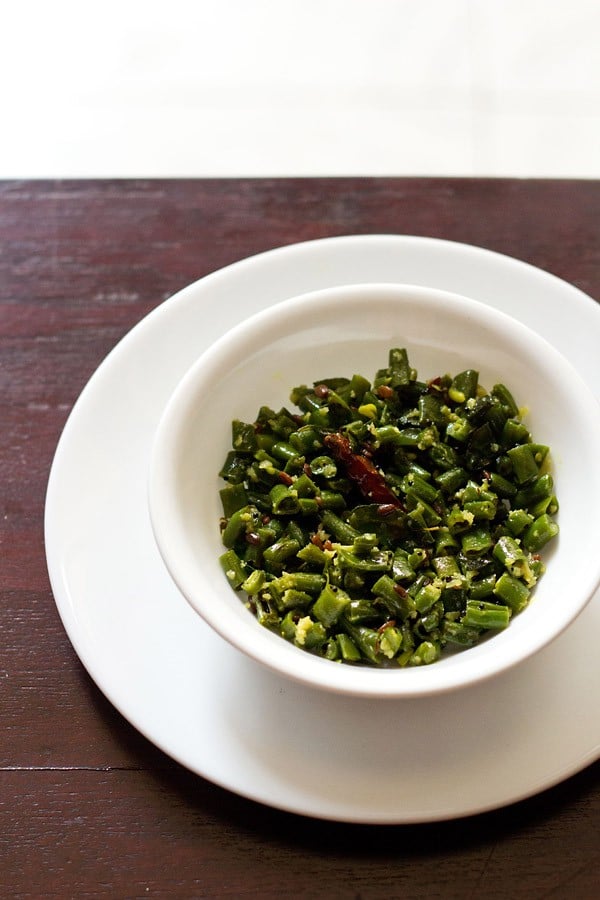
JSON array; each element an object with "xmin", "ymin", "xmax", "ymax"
[
  {"xmin": 492, "ymin": 383, "xmax": 519, "ymax": 417},
  {"xmin": 462, "ymin": 599, "xmax": 511, "ymax": 630},
  {"xmin": 507, "ymin": 444, "xmax": 540, "ymax": 484},
  {"xmin": 449, "ymin": 368, "xmax": 479, "ymax": 403},
  {"xmin": 523, "ymin": 513, "xmax": 560, "ymax": 553},
  {"xmin": 493, "ymin": 572, "xmax": 530, "ymax": 613},
  {"xmin": 312, "ymin": 584, "xmax": 352, "ymax": 627},
  {"xmin": 219, "ymin": 482, "xmax": 248, "ymax": 517},
  {"xmin": 262, "ymin": 538, "xmax": 301, "ymax": 567},
  {"xmin": 337, "ymin": 632, "xmax": 362, "ymax": 661},
  {"xmin": 219, "ymin": 549, "xmax": 247, "ymax": 589}
]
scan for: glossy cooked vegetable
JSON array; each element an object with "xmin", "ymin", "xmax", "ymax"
[{"xmin": 218, "ymin": 349, "xmax": 559, "ymax": 667}]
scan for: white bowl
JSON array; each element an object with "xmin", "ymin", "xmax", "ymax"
[{"xmin": 148, "ymin": 283, "xmax": 600, "ymax": 698}]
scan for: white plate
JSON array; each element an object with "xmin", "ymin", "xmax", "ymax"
[{"xmin": 45, "ymin": 235, "xmax": 600, "ymax": 824}]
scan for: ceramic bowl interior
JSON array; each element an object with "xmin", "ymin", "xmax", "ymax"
[{"xmin": 148, "ymin": 283, "xmax": 600, "ymax": 698}]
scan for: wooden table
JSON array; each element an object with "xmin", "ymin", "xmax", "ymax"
[{"xmin": 2, "ymin": 178, "xmax": 599, "ymax": 898}]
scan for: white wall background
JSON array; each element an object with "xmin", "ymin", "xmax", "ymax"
[{"xmin": 2, "ymin": 0, "xmax": 599, "ymax": 178}]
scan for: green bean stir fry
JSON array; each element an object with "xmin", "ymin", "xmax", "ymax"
[{"xmin": 218, "ymin": 349, "xmax": 559, "ymax": 667}]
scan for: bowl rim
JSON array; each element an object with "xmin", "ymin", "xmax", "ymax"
[{"xmin": 148, "ymin": 281, "xmax": 600, "ymax": 698}]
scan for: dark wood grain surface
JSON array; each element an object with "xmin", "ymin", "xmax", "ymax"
[{"xmin": 1, "ymin": 178, "xmax": 599, "ymax": 898}]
